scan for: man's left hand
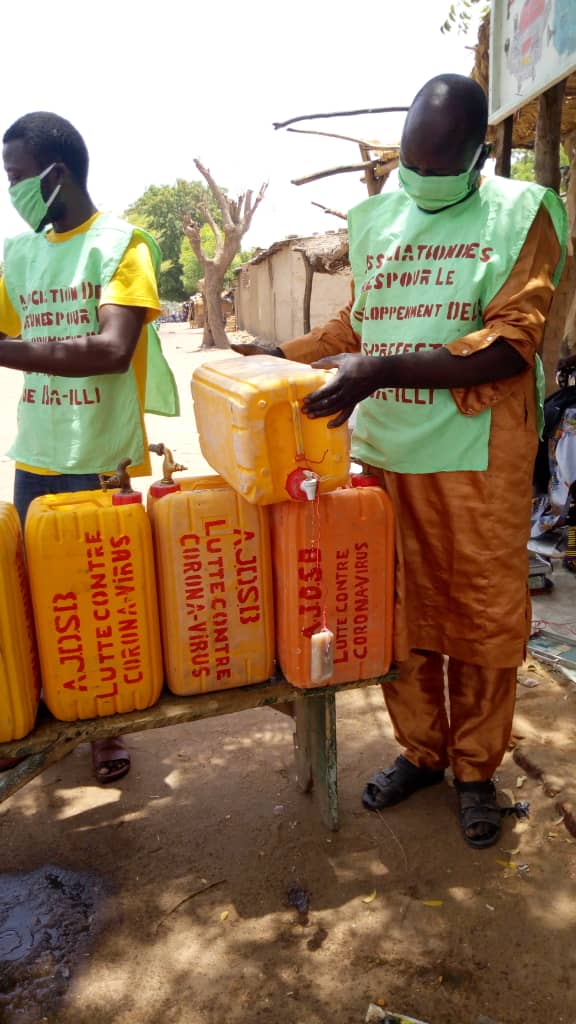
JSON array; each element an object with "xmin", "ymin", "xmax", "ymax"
[{"xmin": 303, "ymin": 354, "xmax": 382, "ymax": 428}]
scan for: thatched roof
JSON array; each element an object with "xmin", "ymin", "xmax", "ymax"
[
  {"xmin": 242, "ymin": 230, "xmax": 349, "ymax": 274},
  {"xmin": 472, "ymin": 11, "xmax": 576, "ymax": 149},
  {"xmin": 293, "ymin": 230, "xmax": 349, "ymax": 273}
]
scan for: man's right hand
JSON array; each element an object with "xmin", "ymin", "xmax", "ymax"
[{"xmin": 230, "ymin": 343, "xmax": 285, "ymax": 358}]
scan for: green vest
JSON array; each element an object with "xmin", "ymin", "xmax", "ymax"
[
  {"xmin": 348, "ymin": 177, "xmax": 567, "ymax": 474},
  {"xmin": 3, "ymin": 213, "xmax": 179, "ymax": 474}
]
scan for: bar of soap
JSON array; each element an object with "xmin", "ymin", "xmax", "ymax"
[{"xmin": 310, "ymin": 627, "xmax": 334, "ymax": 684}]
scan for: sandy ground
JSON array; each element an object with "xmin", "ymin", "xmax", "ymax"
[{"xmin": 1, "ymin": 324, "xmax": 576, "ymax": 1024}]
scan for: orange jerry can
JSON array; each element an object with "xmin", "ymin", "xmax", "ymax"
[
  {"xmin": 0, "ymin": 502, "xmax": 41, "ymax": 741},
  {"xmin": 270, "ymin": 479, "xmax": 395, "ymax": 687},
  {"xmin": 24, "ymin": 468, "xmax": 163, "ymax": 722},
  {"xmin": 191, "ymin": 355, "xmax": 350, "ymax": 504},
  {"xmin": 151, "ymin": 478, "xmax": 274, "ymax": 695}
]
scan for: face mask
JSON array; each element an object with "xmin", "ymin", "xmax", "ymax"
[
  {"xmin": 9, "ymin": 163, "xmax": 61, "ymax": 231},
  {"xmin": 398, "ymin": 144, "xmax": 484, "ymax": 212}
]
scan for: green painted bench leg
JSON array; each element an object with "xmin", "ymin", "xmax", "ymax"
[{"xmin": 293, "ymin": 692, "xmax": 339, "ymax": 831}]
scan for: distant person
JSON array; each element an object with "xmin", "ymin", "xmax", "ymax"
[
  {"xmin": 0, "ymin": 111, "xmax": 177, "ymax": 782},
  {"xmin": 233, "ymin": 74, "xmax": 567, "ymax": 848}
]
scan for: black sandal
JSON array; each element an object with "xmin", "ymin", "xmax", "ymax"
[
  {"xmin": 362, "ymin": 755, "xmax": 445, "ymax": 811},
  {"xmin": 455, "ymin": 779, "xmax": 502, "ymax": 849}
]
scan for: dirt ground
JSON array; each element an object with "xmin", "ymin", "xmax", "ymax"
[{"xmin": 1, "ymin": 325, "xmax": 576, "ymax": 1024}]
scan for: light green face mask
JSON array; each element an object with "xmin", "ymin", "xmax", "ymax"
[
  {"xmin": 398, "ymin": 144, "xmax": 483, "ymax": 212},
  {"xmin": 9, "ymin": 163, "xmax": 61, "ymax": 232}
]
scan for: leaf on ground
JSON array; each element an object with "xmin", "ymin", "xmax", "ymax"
[
  {"xmin": 421, "ymin": 899, "xmax": 443, "ymax": 907},
  {"xmin": 361, "ymin": 890, "xmax": 377, "ymax": 904}
]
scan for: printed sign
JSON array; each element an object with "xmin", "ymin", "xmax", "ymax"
[{"xmin": 489, "ymin": 0, "xmax": 576, "ymax": 124}]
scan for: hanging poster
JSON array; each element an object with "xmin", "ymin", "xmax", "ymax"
[{"xmin": 489, "ymin": 0, "xmax": 576, "ymax": 124}]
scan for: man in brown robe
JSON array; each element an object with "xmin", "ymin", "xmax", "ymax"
[{"xmin": 234, "ymin": 74, "xmax": 565, "ymax": 848}]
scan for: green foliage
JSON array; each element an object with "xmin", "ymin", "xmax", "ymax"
[
  {"xmin": 125, "ymin": 180, "xmax": 221, "ymax": 301},
  {"xmin": 127, "ymin": 179, "xmax": 255, "ymax": 303},
  {"xmin": 511, "ymin": 150, "xmax": 535, "ymax": 181},
  {"xmin": 511, "ymin": 145, "xmax": 568, "ymax": 184},
  {"xmin": 441, "ymin": 0, "xmax": 489, "ymax": 34}
]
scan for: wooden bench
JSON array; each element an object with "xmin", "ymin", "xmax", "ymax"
[{"xmin": 0, "ymin": 672, "xmax": 396, "ymax": 829}]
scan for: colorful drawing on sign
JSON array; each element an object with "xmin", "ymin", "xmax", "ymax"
[
  {"xmin": 551, "ymin": 0, "xmax": 576, "ymax": 55},
  {"xmin": 504, "ymin": 0, "xmax": 553, "ymax": 89}
]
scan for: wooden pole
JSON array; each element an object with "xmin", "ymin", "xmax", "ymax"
[
  {"xmin": 298, "ymin": 251, "xmax": 314, "ymax": 334},
  {"xmin": 534, "ymin": 79, "xmax": 567, "ymax": 192},
  {"xmin": 494, "ymin": 116, "xmax": 513, "ymax": 177}
]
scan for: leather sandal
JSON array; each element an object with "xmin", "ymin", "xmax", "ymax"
[
  {"xmin": 455, "ymin": 779, "xmax": 502, "ymax": 849},
  {"xmin": 362, "ymin": 755, "xmax": 445, "ymax": 811},
  {"xmin": 91, "ymin": 738, "xmax": 130, "ymax": 784}
]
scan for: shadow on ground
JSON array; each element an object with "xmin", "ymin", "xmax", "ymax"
[{"xmin": 1, "ymin": 670, "xmax": 576, "ymax": 1024}]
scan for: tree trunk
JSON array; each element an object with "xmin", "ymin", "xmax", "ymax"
[
  {"xmin": 534, "ymin": 80, "xmax": 566, "ymax": 191},
  {"xmin": 201, "ymin": 303, "xmax": 214, "ymax": 349},
  {"xmin": 203, "ymin": 268, "xmax": 229, "ymax": 349},
  {"xmin": 182, "ymin": 163, "xmax": 266, "ymax": 350}
]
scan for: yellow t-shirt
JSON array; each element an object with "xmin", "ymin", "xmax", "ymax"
[{"xmin": 0, "ymin": 212, "xmax": 162, "ymax": 476}]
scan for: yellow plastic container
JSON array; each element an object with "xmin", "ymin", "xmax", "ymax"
[
  {"xmin": 25, "ymin": 487, "xmax": 163, "ymax": 721},
  {"xmin": 0, "ymin": 502, "xmax": 40, "ymax": 741},
  {"xmin": 191, "ymin": 355, "xmax": 350, "ymax": 505},
  {"xmin": 146, "ymin": 442, "xmax": 223, "ymax": 519},
  {"xmin": 152, "ymin": 480, "xmax": 275, "ymax": 694}
]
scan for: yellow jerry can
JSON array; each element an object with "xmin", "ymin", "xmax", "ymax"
[
  {"xmin": 0, "ymin": 502, "xmax": 40, "ymax": 741},
  {"xmin": 191, "ymin": 355, "xmax": 350, "ymax": 504},
  {"xmin": 25, "ymin": 464, "xmax": 163, "ymax": 721}
]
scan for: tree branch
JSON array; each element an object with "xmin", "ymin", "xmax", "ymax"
[
  {"xmin": 194, "ymin": 158, "xmax": 235, "ymax": 231},
  {"xmin": 240, "ymin": 182, "xmax": 267, "ymax": 235},
  {"xmin": 287, "ymin": 126, "xmax": 400, "ymax": 149},
  {"xmin": 311, "ymin": 201, "xmax": 347, "ymax": 221},
  {"xmin": 201, "ymin": 200, "xmax": 224, "ymax": 255},
  {"xmin": 182, "ymin": 215, "xmax": 214, "ymax": 267},
  {"xmin": 273, "ymin": 106, "xmax": 410, "ymax": 130},
  {"xmin": 292, "ymin": 161, "xmax": 377, "ymax": 185}
]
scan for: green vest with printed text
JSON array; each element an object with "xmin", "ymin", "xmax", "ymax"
[
  {"xmin": 2, "ymin": 213, "xmax": 179, "ymax": 474},
  {"xmin": 348, "ymin": 177, "xmax": 567, "ymax": 474}
]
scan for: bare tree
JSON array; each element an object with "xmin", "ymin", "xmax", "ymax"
[{"xmin": 183, "ymin": 159, "xmax": 267, "ymax": 349}]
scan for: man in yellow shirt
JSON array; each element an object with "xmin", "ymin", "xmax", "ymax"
[{"xmin": 0, "ymin": 111, "xmax": 162, "ymax": 782}]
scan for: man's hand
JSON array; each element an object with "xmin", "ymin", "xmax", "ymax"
[
  {"xmin": 302, "ymin": 353, "xmax": 383, "ymax": 427},
  {"xmin": 230, "ymin": 343, "xmax": 284, "ymax": 358}
]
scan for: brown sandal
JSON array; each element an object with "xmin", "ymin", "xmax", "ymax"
[{"xmin": 91, "ymin": 738, "xmax": 130, "ymax": 784}]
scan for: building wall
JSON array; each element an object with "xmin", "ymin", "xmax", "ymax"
[{"xmin": 236, "ymin": 244, "xmax": 352, "ymax": 343}]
